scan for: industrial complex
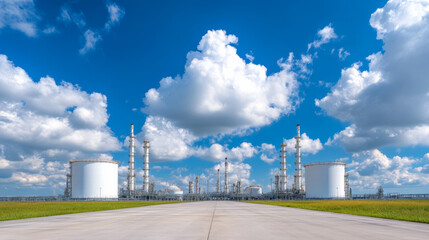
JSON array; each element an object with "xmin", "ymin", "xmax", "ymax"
[{"xmin": 63, "ymin": 124, "xmax": 352, "ymax": 201}]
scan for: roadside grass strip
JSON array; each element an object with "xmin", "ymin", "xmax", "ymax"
[{"xmin": 245, "ymin": 200, "xmax": 429, "ymax": 223}]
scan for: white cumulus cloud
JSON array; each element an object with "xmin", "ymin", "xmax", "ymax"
[
  {"xmin": 143, "ymin": 30, "xmax": 299, "ymax": 137},
  {"xmin": 283, "ymin": 133, "xmax": 323, "ymax": 154},
  {"xmin": 0, "ymin": 54, "xmax": 120, "ymax": 191},
  {"xmin": 317, "ymin": 0, "xmax": 429, "ymax": 152},
  {"xmin": 347, "ymin": 149, "xmax": 429, "ymax": 191}
]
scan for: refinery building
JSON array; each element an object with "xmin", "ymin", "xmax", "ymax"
[{"xmin": 64, "ymin": 124, "xmax": 351, "ymax": 200}]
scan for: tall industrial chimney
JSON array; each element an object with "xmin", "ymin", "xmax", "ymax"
[
  {"xmin": 224, "ymin": 157, "xmax": 229, "ymax": 194},
  {"xmin": 127, "ymin": 124, "xmax": 136, "ymax": 196},
  {"xmin": 143, "ymin": 140, "xmax": 150, "ymax": 193},
  {"xmin": 189, "ymin": 180, "xmax": 194, "ymax": 194},
  {"xmin": 280, "ymin": 143, "xmax": 287, "ymax": 192},
  {"xmin": 195, "ymin": 176, "xmax": 200, "ymax": 194},
  {"xmin": 275, "ymin": 173, "xmax": 280, "ymax": 193},
  {"xmin": 217, "ymin": 169, "xmax": 220, "ymax": 193},
  {"xmin": 237, "ymin": 180, "xmax": 241, "ymax": 194},
  {"xmin": 294, "ymin": 124, "xmax": 303, "ymax": 193}
]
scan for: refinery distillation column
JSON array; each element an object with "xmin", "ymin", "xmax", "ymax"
[
  {"xmin": 189, "ymin": 180, "xmax": 194, "ymax": 194},
  {"xmin": 294, "ymin": 124, "xmax": 303, "ymax": 193},
  {"xmin": 127, "ymin": 124, "xmax": 136, "ymax": 196},
  {"xmin": 224, "ymin": 157, "xmax": 229, "ymax": 194},
  {"xmin": 143, "ymin": 140, "xmax": 150, "ymax": 194},
  {"xmin": 280, "ymin": 143, "xmax": 287, "ymax": 192},
  {"xmin": 217, "ymin": 169, "xmax": 220, "ymax": 193}
]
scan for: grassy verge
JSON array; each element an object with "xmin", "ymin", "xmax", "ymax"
[
  {"xmin": 244, "ymin": 200, "xmax": 429, "ymax": 223},
  {"xmin": 0, "ymin": 201, "xmax": 183, "ymax": 221}
]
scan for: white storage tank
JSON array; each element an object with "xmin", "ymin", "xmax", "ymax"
[
  {"xmin": 304, "ymin": 162, "xmax": 345, "ymax": 199},
  {"xmin": 245, "ymin": 186, "xmax": 262, "ymax": 195},
  {"xmin": 71, "ymin": 159, "xmax": 118, "ymax": 199}
]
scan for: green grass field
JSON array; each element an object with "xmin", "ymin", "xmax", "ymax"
[
  {"xmin": 245, "ymin": 200, "xmax": 429, "ymax": 223},
  {"xmin": 0, "ymin": 201, "xmax": 182, "ymax": 221}
]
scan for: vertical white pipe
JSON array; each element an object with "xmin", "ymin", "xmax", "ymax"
[
  {"xmin": 280, "ymin": 143, "xmax": 287, "ymax": 192},
  {"xmin": 195, "ymin": 176, "xmax": 200, "ymax": 194},
  {"xmin": 128, "ymin": 124, "xmax": 136, "ymax": 195},
  {"xmin": 224, "ymin": 157, "xmax": 229, "ymax": 194},
  {"xmin": 189, "ymin": 180, "xmax": 194, "ymax": 194},
  {"xmin": 143, "ymin": 140, "xmax": 150, "ymax": 193},
  {"xmin": 294, "ymin": 124, "xmax": 303, "ymax": 193},
  {"xmin": 217, "ymin": 169, "xmax": 220, "ymax": 193}
]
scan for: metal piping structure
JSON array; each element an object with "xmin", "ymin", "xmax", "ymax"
[
  {"xmin": 189, "ymin": 180, "xmax": 194, "ymax": 194},
  {"xmin": 217, "ymin": 169, "xmax": 220, "ymax": 193},
  {"xmin": 65, "ymin": 172, "xmax": 72, "ymax": 197},
  {"xmin": 143, "ymin": 140, "xmax": 150, "ymax": 194},
  {"xmin": 345, "ymin": 173, "xmax": 350, "ymax": 199},
  {"xmin": 237, "ymin": 180, "xmax": 242, "ymax": 194},
  {"xmin": 224, "ymin": 157, "xmax": 229, "ymax": 194},
  {"xmin": 195, "ymin": 176, "xmax": 200, "ymax": 194},
  {"xmin": 149, "ymin": 182, "xmax": 155, "ymax": 193},
  {"xmin": 274, "ymin": 173, "xmax": 280, "ymax": 193},
  {"xmin": 127, "ymin": 124, "xmax": 136, "ymax": 196},
  {"xmin": 294, "ymin": 124, "xmax": 303, "ymax": 193},
  {"xmin": 280, "ymin": 143, "xmax": 287, "ymax": 192}
]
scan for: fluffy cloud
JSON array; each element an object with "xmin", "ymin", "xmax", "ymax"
[
  {"xmin": 260, "ymin": 143, "xmax": 277, "ymax": 163},
  {"xmin": 213, "ymin": 161, "xmax": 252, "ymax": 186},
  {"xmin": 104, "ymin": 2, "xmax": 125, "ymax": 31},
  {"xmin": 317, "ymin": 0, "xmax": 429, "ymax": 151},
  {"xmin": 0, "ymin": 54, "xmax": 120, "ymax": 191},
  {"xmin": 283, "ymin": 133, "xmax": 323, "ymax": 154},
  {"xmin": 143, "ymin": 30, "xmax": 299, "ymax": 137},
  {"xmin": 258, "ymin": 133, "xmax": 323, "ymax": 164},
  {"xmin": 134, "ymin": 116, "xmax": 258, "ymax": 162},
  {"xmin": 347, "ymin": 149, "xmax": 429, "ymax": 191},
  {"xmin": 79, "ymin": 29, "xmax": 102, "ymax": 55},
  {"xmin": 195, "ymin": 142, "xmax": 257, "ymax": 162},
  {"xmin": 0, "ymin": 152, "xmax": 69, "ymax": 189},
  {"xmin": 0, "ymin": 0, "xmax": 39, "ymax": 37},
  {"xmin": 136, "ymin": 116, "xmax": 196, "ymax": 161},
  {"xmin": 308, "ymin": 24, "xmax": 337, "ymax": 50}
]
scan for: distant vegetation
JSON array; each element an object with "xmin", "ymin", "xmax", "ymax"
[
  {"xmin": 245, "ymin": 200, "xmax": 429, "ymax": 223},
  {"xmin": 0, "ymin": 201, "xmax": 182, "ymax": 221}
]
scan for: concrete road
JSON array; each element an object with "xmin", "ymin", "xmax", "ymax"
[{"xmin": 0, "ymin": 201, "xmax": 428, "ymax": 240}]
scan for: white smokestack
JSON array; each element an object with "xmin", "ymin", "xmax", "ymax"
[
  {"xmin": 294, "ymin": 124, "xmax": 303, "ymax": 193},
  {"xmin": 195, "ymin": 176, "xmax": 200, "ymax": 194},
  {"xmin": 127, "ymin": 124, "xmax": 136, "ymax": 195},
  {"xmin": 217, "ymin": 169, "xmax": 220, "ymax": 193},
  {"xmin": 280, "ymin": 143, "xmax": 287, "ymax": 192},
  {"xmin": 143, "ymin": 140, "xmax": 150, "ymax": 193},
  {"xmin": 224, "ymin": 157, "xmax": 229, "ymax": 194},
  {"xmin": 189, "ymin": 180, "xmax": 194, "ymax": 194}
]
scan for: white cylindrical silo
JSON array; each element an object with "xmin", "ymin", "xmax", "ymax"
[
  {"xmin": 71, "ymin": 159, "xmax": 118, "ymax": 199},
  {"xmin": 245, "ymin": 186, "xmax": 263, "ymax": 195},
  {"xmin": 304, "ymin": 162, "xmax": 345, "ymax": 199}
]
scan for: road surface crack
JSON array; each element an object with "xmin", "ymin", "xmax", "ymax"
[{"xmin": 206, "ymin": 202, "xmax": 217, "ymax": 240}]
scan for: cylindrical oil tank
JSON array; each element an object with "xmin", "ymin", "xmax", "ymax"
[
  {"xmin": 304, "ymin": 162, "xmax": 345, "ymax": 199},
  {"xmin": 71, "ymin": 159, "xmax": 118, "ymax": 199},
  {"xmin": 245, "ymin": 186, "xmax": 262, "ymax": 195}
]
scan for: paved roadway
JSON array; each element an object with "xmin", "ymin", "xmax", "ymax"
[{"xmin": 0, "ymin": 201, "xmax": 428, "ymax": 240}]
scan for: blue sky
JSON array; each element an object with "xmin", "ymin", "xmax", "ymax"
[{"xmin": 1, "ymin": 0, "xmax": 429, "ymax": 196}]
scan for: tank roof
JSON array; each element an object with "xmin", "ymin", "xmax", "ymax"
[
  {"xmin": 70, "ymin": 159, "xmax": 118, "ymax": 164},
  {"xmin": 304, "ymin": 161, "xmax": 346, "ymax": 167}
]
